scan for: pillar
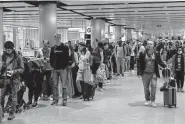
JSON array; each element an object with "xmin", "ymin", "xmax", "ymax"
[
  {"xmin": 0, "ymin": 8, "xmax": 3, "ymax": 56},
  {"xmin": 126, "ymin": 29, "xmax": 132, "ymax": 41},
  {"xmin": 13, "ymin": 27, "xmax": 19, "ymax": 50},
  {"xmin": 39, "ymin": 2, "xmax": 57, "ymax": 47},
  {"xmin": 115, "ymin": 26, "xmax": 122, "ymax": 41},
  {"xmin": 136, "ymin": 31, "xmax": 139, "ymax": 40},
  {"xmin": 91, "ymin": 19, "xmax": 105, "ymax": 46}
]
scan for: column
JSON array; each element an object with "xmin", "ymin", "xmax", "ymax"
[
  {"xmin": 0, "ymin": 8, "xmax": 3, "ymax": 55},
  {"xmin": 136, "ymin": 31, "xmax": 139, "ymax": 40},
  {"xmin": 115, "ymin": 26, "xmax": 122, "ymax": 41},
  {"xmin": 13, "ymin": 27, "xmax": 20, "ymax": 50},
  {"xmin": 91, "ymin": 19, "xmax": 105, "ymax": 46},
  {"xmin": 39, "ymin": 2, "xmax": 57, "ymax": 47},
  {"xmin": 126, "ymin": 29, "xmax": 132, "ymax": 41}
]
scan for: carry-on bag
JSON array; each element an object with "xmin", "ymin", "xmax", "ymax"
[
  {"xmin": 162, "ymin": 67, "xmax": 177, "ymax": 108},
  {"xmin": 83, "ymin": 83, "xmax": 95, "ymax": 101},
  {"xmin": 163, "ymin": 87, "xmax": 177, "ymax": 108}
]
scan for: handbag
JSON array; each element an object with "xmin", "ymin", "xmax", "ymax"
[{"xmin": 95, "ymin": 65, "xmax": 107, "ymax": 83}]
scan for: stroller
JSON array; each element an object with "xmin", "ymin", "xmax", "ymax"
[{"xmin": 4, "ymin": 83, "xmax": 28, "ymax": 113}]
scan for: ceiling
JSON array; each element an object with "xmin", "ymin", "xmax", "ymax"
[{"xmin": 1, "ymin": 0, "xmax": 185, "ymax": 34}]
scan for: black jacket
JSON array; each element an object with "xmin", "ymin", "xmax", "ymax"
[
  {"xmin": 172, "ymin": 54, "xmax": 184, "ymax": 73},
  {"xmin": 50, "ymin": 43, "xmax": 69, "ymax": 70},
  {"xmin": 137, "ymin": 51, "xmax": 166, "ymax": 78}
]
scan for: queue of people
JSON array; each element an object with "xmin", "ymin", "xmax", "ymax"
[{"xmin": 0, "ymin": 35, "xmax": 184, "ymax": 121}]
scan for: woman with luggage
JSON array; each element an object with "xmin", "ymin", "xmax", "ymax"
[
  {"xmin": 76, "ymin": 42, "xmax": 91, "ymax": 98},
  {"xmin": 91, "ymin": 41, "xmax": 104, "ymax": 91},
  {"xmin": 172, "ymin": 47, "xmax": 185, "ymax": 92}
]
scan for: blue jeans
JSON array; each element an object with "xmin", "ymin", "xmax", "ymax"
[
  {"xmin": 142, "ymin": 73, "xmax": 157, "ymax": 102},
  {"xmin": 51, "ymin": 69, "xmax": 67, "ymax": 101}
]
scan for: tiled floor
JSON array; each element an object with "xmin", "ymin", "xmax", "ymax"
[{"xmin": 2, "ymin": 73, "xmax": 185, "ymax": 124}]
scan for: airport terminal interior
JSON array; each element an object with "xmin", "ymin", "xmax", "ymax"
[{"xmin": 0, "ymin": 0, "xmax": 185, "ymax": 124}]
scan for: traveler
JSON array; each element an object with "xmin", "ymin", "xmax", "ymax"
[
  {"xmin": 0, "ymin": 41, "xmax": 24, "ymax": 120},
  {"xmin": 50, "ymin": 34, "xmax": 69, "ymax": 106},
  {"xmin": 36, "ymin": 40, "xmax": 52, "ymax": 100},
  {"xmin": 137, "ymin": 40, "xmax": 166, "ymax": 107}
]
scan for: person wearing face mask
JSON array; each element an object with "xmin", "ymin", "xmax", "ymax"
[
  {"xmin": 172, "ymin": 47, "xmax": 184, "ymax": 92},
  {"xmin": 0, "ymin": 41, "xmax": 24, "ymax": 120},
  {"xmin": 137, "ymin": 40, "xmax": 166, "ymax": 107}
]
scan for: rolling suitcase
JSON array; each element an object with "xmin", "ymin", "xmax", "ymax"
[
  {"xmin": 83, "ymin": 83, "xmax": 95, "ymax": 101},
  {"xmin": 163, "ymin": 88, "xmax": 177, "ymax": 108},
  {"xmin": 162, "ymin": 67, "xmax": 177, "ymax": 108}
]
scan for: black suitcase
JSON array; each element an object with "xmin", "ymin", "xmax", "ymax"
[
  {"xmin": 163, "ymin": 87, "xmax": 177, "ymax": 108},
  {"xmin": 162, "ymin": 67, "xmax": 177, "ymax": 108},
  {"xmin": 83, "ymin": 83, "xmax": 95, "ymax": 101}
]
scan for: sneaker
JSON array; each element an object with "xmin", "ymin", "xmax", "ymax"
[
  {"xmin": 7, "ymin": 112, "xmax": 15, "ymax": 120},
  {"xmin": 116, "ymin": 74, "xmax": 120, "ymax": 77},
  {"xmin": 32, "ymin": 102, "xmax": 38, "ymax": 108},
  {"xmin": 49, "ymin": 96, "xmax": 53, "ymax": 101},
  {"xmin": 151, "ymin": 102, "xmax": 157, "ymax": 107},
  {"xmin": 107, "ymin": 80, "xmax": 110, "ymax": 84},
  {"xmin": 51, "ymin": 100, "xmax": 58, "ymax": 106},
  {"xmin": 181, "ymin": 88, "xmax": 184, "ymax": 92},
  {"xmin": 144, "ymin": 101, "xmax": 150, "ymax": 106},
  {"xmin": 99, "ymin": 88, "xmax": 103, "ymax": 92}
]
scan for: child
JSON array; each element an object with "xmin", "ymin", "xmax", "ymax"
[{"xmin": 172, "ymin": 47, "xmax": 184, "ymax": 92}]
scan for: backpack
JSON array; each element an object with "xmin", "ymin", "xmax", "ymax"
[
  {"xmin": 126, "ymin": 46, "xmax": 131, "ymax": 56},
  {"xmin": 116, "ymin": 45, "xmax": 126, "ymax": 57}
]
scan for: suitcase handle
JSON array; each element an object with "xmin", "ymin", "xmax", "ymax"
[{"xmin": 164, "ymin": 66, "xmax": 171, "ymax": 82}]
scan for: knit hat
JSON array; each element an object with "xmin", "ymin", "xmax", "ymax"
[{"xmin": 4, "ymin": 41, "xmax": 14, "ymax": 49}]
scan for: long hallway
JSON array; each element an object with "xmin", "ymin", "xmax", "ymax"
[{"xmin": 3, "ymin": 72, "xmax": 185, "ymax": 124}]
